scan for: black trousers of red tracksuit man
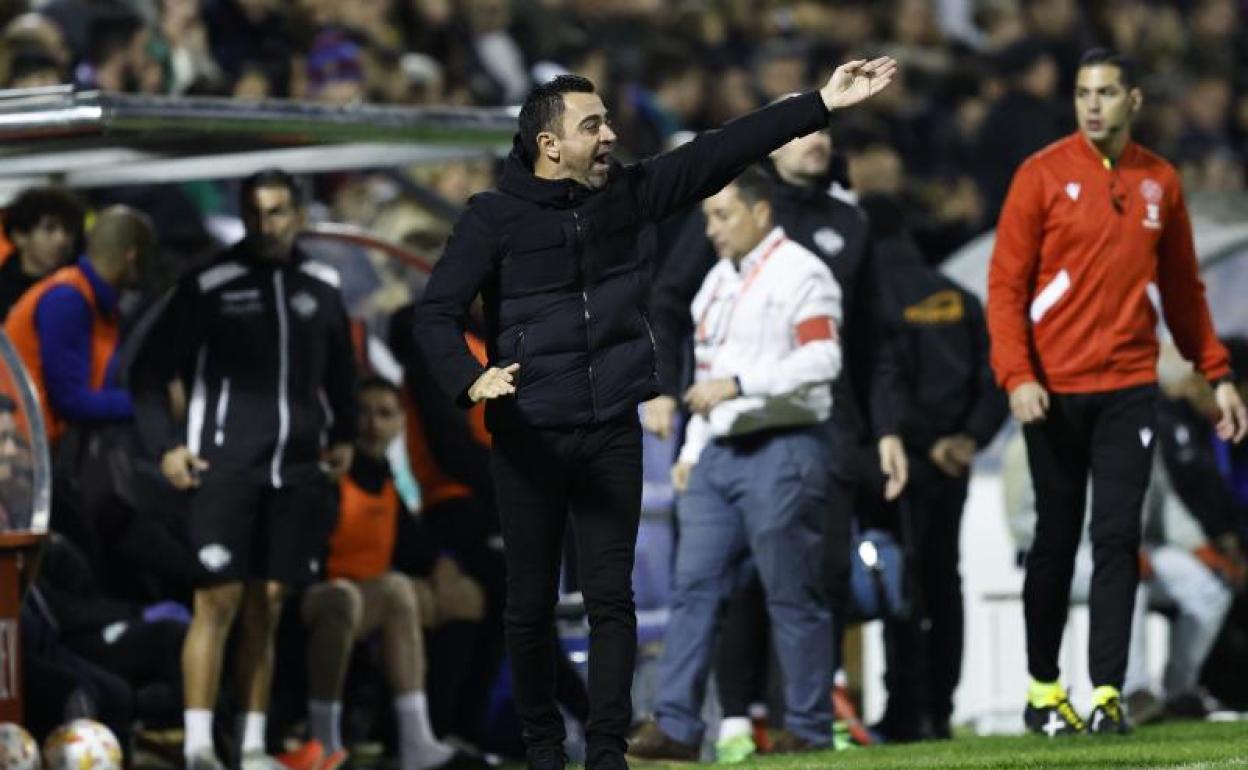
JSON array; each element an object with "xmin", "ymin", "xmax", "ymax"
[{"xmin": 1022, "ymin": 383, "xmax": 1158, "ymax": 690}]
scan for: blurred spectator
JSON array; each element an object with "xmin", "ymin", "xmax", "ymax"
[
  {"xmin": 751, "ymin": 38, "xmax": 814, "ymax": 104},
  {"xmin": 3, "ymin": 207, "xmax": 154, "ymax": 443},
  {"xmin": 396, "ymin": 52, "xmax": 446, "ymax": 105},
  {"xmin": 857, "ymin": 190, "xmax": 1007, "ymax": 742},
  {"xmin": 306, "ymin": 28, "xmax": 365, "ymax": 105},
  {"xmin": 614, "ymin": 43, "xmax": 705, "ymax": 158},
  {"xmin": 35, "ymin": 532, "xmax": 188, "ymax": 731},
  {"xmin": 459, "ymin": 0, "xmax": 529, "ymax": 105},
  {"xmin": 74, "ymin": 6, "xmax": 154, "ymax": 92},
  {"xmin": 974, "ymin": 0, "xmax": 1026, "ymax": 51},
  {"xmin": 161, "ymin": 0, "xmax": 224, "ymax": 93},
  {"xmin": 1020, "ymin": 0, "xmax": 1089, "ymax": 93},
  {"xmin": 976, "ymin": 37, "xmax": 1066, "ymax": 224},
  {"xmin": 203, "ymin": 0, "xmax": 292, "ymax": 82},
  {"xmin": 3, "ymin": 12, "xmax": 71, "ymax": 68},
  {"xmin": 231, "ymin": 58, "xmax": 288, "ymax": 100},
  {"xmin": 0, "ymin": 186, "xmax": 85, "ymax": 319},
  {"xmin": 300, "ymin": 377, "xmax": 483, "ymax": 770},
  {"xmin": 1178, "ymin": 72, "xmax": 1235, "ymax": 160},
  {"xmin": 332, "ymin": 0, "xmax": 399, "ymax": 49},
  {"xmin": 6, "ymin": 47, "xmax": 64, "ymax": 88}
]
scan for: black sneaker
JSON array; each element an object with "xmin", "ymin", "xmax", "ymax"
[
  {"xmin": 1024, "ymin": 698, "xmax": 1086, "ymax": 737},
  {"xmin": 526, "ymin": 746, "xmax": 567, "ymax": 770},
  {"xmin": 1089, "ymin": 698, "xmax": 1131, "ymax": 735}
]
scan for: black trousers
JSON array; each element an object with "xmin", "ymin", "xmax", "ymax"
[
  {"xmin": 713, "ymin": 472, "xmax": 854, "ymax": 719},
  {"xmin": 490, "ymin": 414, "xmax": 641, "ymax": 765},
  {"xmin": 879, "ymin": 463, "xmax": 968, "ymax": 731},
  {"xmin": 1023, "ymin": 384, "xmax": 1157, "ymax": 689}
]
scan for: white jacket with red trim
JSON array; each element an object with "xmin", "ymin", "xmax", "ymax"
[{"xmin": 679, "ymin": 226, "xmax": 843, "ymax": 465}]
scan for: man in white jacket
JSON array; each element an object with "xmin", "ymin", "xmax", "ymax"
[{"xmin": 629, "ymin": 166, "xmax": 843, "ymax": 760}]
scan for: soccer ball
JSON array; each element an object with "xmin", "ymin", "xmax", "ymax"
[
  {"xmin": 42, "ymin": 719, "xmax": 122, "ymax": 770},
  {"xmin": 0, "ymin": 722, "xmax": 40, "ymax": 770}
]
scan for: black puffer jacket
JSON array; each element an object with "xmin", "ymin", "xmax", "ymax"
[{"xmin": 413, "ymin": 91, "xmax": 832, "ymax": 430}]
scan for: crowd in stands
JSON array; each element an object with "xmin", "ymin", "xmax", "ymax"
[
  {"xmin": 0, "ymin": 0, "xmax": 1245, "ymax": 767},
  {"xmin": 0, "ymin": 0, "xmax": 1245, "ymax": 265}
]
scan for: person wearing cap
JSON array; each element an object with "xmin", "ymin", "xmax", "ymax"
[{"xmin": 988, "ymin": 47, "xmax": 1248, "ymax": 737}]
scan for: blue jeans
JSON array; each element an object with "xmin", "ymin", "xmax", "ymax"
[{"xmin": 656, "ymin": 428, "xmax": 833, "ymax": 746}]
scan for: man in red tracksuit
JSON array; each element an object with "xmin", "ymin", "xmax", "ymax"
[{"xmin": 988, "ymin": 48, "xmax": 1248, "ymax": 736}]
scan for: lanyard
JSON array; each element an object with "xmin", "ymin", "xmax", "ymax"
[{"xmin": 694, "ymin": 232, "xmax": 788, "ymax": 349}]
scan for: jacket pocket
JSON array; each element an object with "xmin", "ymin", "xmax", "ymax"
[
  {"xmin": 1029, "ymin": 269, "xmax": 1070, "ymax": 324},
  {"xmin": 501, "ymin": 224, "xmax": 576, "ymax": 295}
]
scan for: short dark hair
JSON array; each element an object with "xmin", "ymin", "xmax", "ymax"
[
  {"xmin": 358, "ymin": 375, "xmax": 401, "ymax": 400},
  {"xmin": 86, "ymin": 8, "xmax": 143, "ymax": 67},
  {"xmin": 239, "ymin": 168, "xmax": 303, "ymax": 217},
  {"xmin": 4, "ymin": 186, "xmax": 84, "ymax": 240},
  {"xmin": 730, "ymin": 165, "xmax": 776, "ymax": 209},
  {"xmin": 517, "ymin": 74, "xmax": 596, "ymax": 164},
  {"xmin": 8, "ymin": 46, "xmax": 61, "ymax": 83},
  {"xmin": 1078, "ymin": 48, "xmax": 1137, "ymax": 90}
]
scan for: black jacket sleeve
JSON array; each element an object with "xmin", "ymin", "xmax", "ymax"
[
  {"xmin": 650, "ymin": 210, "xmax": 716, "ymax": 396},
  {"xmin": 633, "ymin": 92, "xmax": 830, "ymax": 222},
  {"xmin": 861, "ymin": 248, "xmax": 903, "ymax": 439},
  {"xmin": 412, "ymin": 208, "xmax": 497, "ymax": 406},
  {"xmin": 323, "ymin": 291, "xmax": 359, "ymax": 446},
  {"xmin": 129, "ymin": 280, "xmax": 202, "ymax": 459},
  {"xmin": 962, "ymin": 292, "xmax": 1009, "ymax": 447}
]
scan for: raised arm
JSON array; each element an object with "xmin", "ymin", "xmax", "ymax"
[{"xmin": 633, "ymin": 57, "xmax": 898, "ymax": 222}]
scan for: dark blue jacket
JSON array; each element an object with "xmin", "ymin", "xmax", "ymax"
[{"xmin": 414, "ymin": 91, "xmax": 831, "ymax": 430}]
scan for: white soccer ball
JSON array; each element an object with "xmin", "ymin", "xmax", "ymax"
[
  {"xmin": 0, "ymin": 722, "xmax": 41, "ymax": 770},
  {"xmin": 42, "ymin": 719, "xmax": 122, "ymax": 770}
]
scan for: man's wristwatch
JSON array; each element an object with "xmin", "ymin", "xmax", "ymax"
[{"xmin": 1212, "ymin": 373, "xmax": 1236, "ymax": 389}]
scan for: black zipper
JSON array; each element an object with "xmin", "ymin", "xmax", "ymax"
[
  {"xmin": 641, "ymin": 311, "xmax": 658, "ymax": 378},
  {"xmin": 573, "ymin": 210, "xmax": 599, "ymax": 420}
]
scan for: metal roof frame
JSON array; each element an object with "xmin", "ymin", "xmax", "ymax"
[{"xmin": 0, "ymin": 86, "xmax": 517, "ymax": 199}]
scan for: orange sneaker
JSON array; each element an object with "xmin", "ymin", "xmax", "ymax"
[
  {"xmin": 318, "ymin": 748, "xmax": 349, "ymax": 770},
  {"xmin": 276, "ymin": 740, "xmax": 324, "ymax": 770},
  {"xmin": 832, "ymin": 684, "xmax": 873, "ymax": 747},
  {"xmin": 750, "ymin": 714, "xmax": 772, "ymax": 754}
]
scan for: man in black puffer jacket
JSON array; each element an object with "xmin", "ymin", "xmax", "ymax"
[{"xmin": 412, "ymin": 60, "xmax": 897, "ymax": 770}]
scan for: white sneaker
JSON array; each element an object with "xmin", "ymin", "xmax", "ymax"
[{"xmin": 186, "ymin": 748, "xmax": 227, "ymax": 770}]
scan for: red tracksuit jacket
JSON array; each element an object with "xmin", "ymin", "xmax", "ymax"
[{"xmin": 987, "ymin": 132, "xmax": 1230, "ymax": 394}]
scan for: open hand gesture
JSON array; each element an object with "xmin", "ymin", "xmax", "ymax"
[{"xmin": 820, "ymin": 56, "xmax": 899, "ymax": 111}]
